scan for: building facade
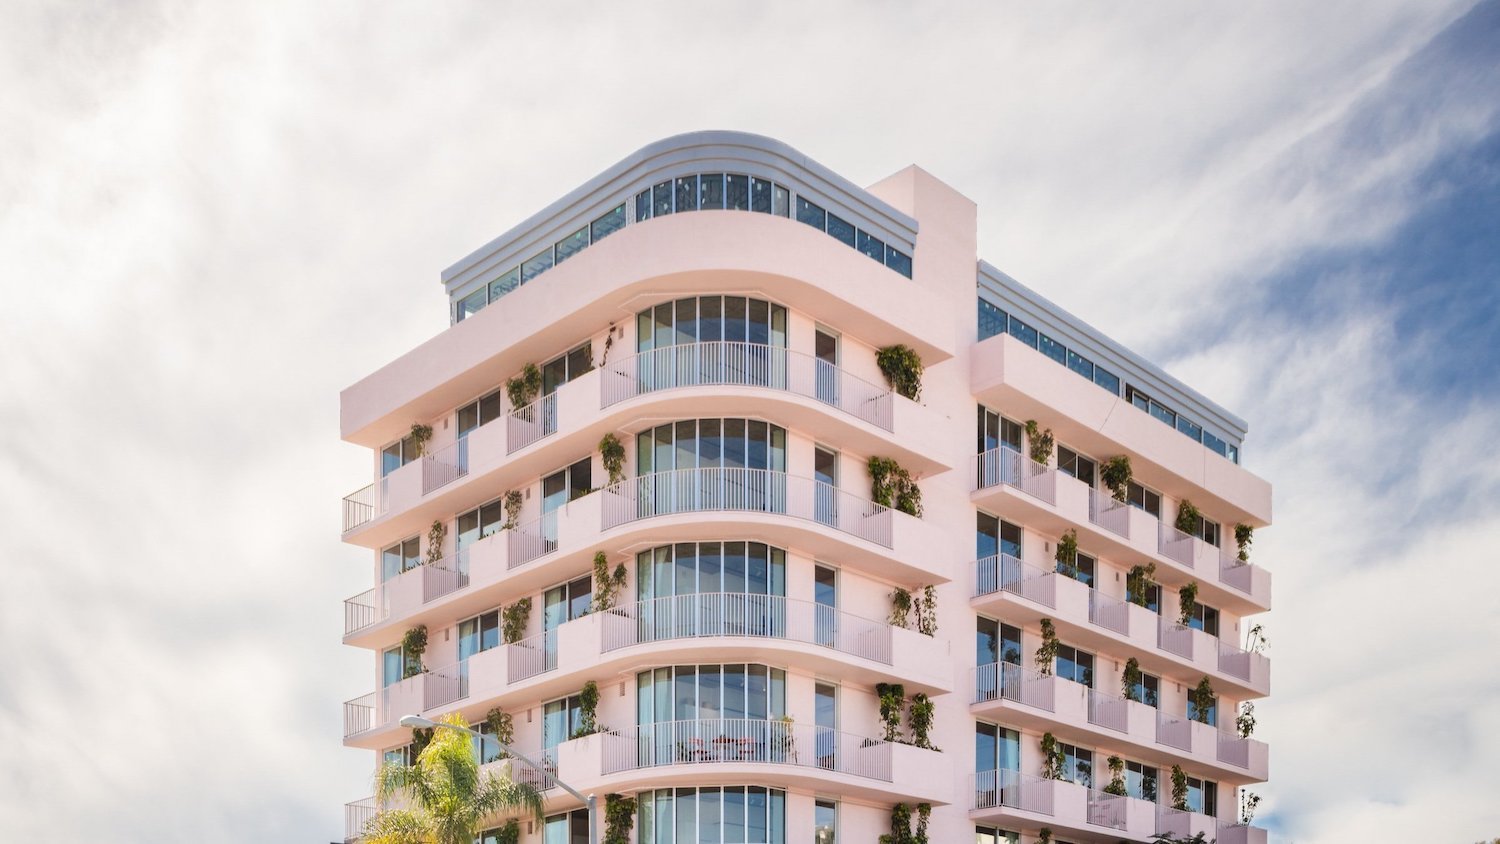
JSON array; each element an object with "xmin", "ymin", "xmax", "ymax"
[{"xmin": 338, "ymin": 132, "xmax": 1272, "ymax": 844}]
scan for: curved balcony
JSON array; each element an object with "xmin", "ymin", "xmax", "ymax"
[
  {"xmin": 969, "ymin": 554, "xmax": 1269, "ymax": 699},
  {"xmin": 972, "ymin": 445, "xmax": 1272, "ymax": 615},
  {"xmin": 342, "ymin": 345, "xmax": 951, "ymax": 547},
  {"xmin": 342, "ymin": 209, "xmax": 958, "ymax": 450}
]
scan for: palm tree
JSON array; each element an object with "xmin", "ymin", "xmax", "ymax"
[{"xmin": 364, "ymin": 712, "xmax": 545, "ymax": 844}]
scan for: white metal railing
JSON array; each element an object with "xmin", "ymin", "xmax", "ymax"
[
  {"xmin": 601, "ymin": 718, "xmax": 893, "ymax": 782},
  {"xmin": 1087, "ymin": 487, "xmax": 1130, "ymax": 537},
  {"xmin": 600, "ymin": 468, "xmax": 893, "ymax": 548},
  {"xmin": 1087, "ymin": 688, "xmax": 1129, "ymax": 733},
  {"xmin": 1155, "ymin": 711, "xmax": 1193, "ymax": 751},
  {"xmin": 1158, "ymin": 521, "xmax": 1197, "ymax": 567},
  {"xmin": 600, "ymin": 592, "xmax": 893, "ymax": 664},
  {"xmin": 1217, "ymin": 731, "xmax": 1253, "ymax": 768},
  {"xmin": 1219, "ymin": 558, "xmax": 1260, "ymax": 594},
  {"xmin": 1156, "ymin": 805, "xmax": 1194, "ymax": 837},
  {"xmin": 421, "ymin": 437, "xmax": 470, "ymax": 494},
  {"xmin": 973, "ymin": 661, "xmax": 1055, "ymax": 711},
  {"xmin": 1088, "ymin": 588, "xmax": 1131, "ymax": 635},
  {"xmin": 1217, "ymin": 821, "xmax": 1267, "ymax": 844},
  {"xmin": 345, "ymin": 797, "xmax": 377, "ymax": 842},
  {"xmin": 972, "ymin": 554, "xmax": 1057, "ymax": 608},
  {"xmin": 344, "ymin": 588, "xmax": 383, "ymax": 635},
  {"xmin": 342, "ymin": 481, "xmax": 382, "ymax": 532},
  {"xmin": 507, "ymin": 511, "xmax": 559, "ymax": 569},
  {"xmin": 600, "ymin": 341, "xmax": 895, "ymax": 432},
  {"xmin": 506, "ymin": 392, "xmax": 558, "ymax": 454},
  {"xmin": 506, "ymin": 629, "xmax": 558, "ymax": 683},
  {"xmin": 421, "ymin": 663, "xmax": 468, "ymax": 710},
  {"xmin": 973, "ymin": 768, "xmax": 1056, "ymax": 814},
  {"xmin": 973, "ymin": 446, "xmax": 1058, "ymax": 504},
  {"xmin": 1158, "ymin": 619, "xmax": 1196, "ymax": 659},
  {"xmin": 421, "ymin": 559, "xmax": 469, "ymax": 603},
  {"xmin": 1217, "ymin": 639, "xmax": 1268, "ymax": 684},
  {"xmin": 1087, "ymin": 789, "xmax": 1128, "ymax": 829},
  {"xmin": 482, "ymin": 748, "xmax": 557, "ymax": 792},
  {"xmin": 343, "ymin": 693, "xmax": 375, "ymax": 738}
]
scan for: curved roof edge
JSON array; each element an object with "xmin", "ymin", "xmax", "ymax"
[{"xmin": 441, "ymin": 130, "xmax": 920, "ymax": 293}]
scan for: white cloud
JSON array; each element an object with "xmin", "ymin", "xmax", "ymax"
[{"xmin": 0, "ymin": 1, "xmax": 1494, "ymax": 840}]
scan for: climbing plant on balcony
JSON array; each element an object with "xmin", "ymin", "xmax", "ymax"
[
  {"xmin": 1101, "ymin": 455, "xmax": 1133, "ymax": 503},
  {"xmin": 1039, "ymin": 732, "xmax": 1064, "ymax": 780},
  {"xmin": 590, "ymin": 552, "xmax": 628, "ymax": 613},
  {"xmin": 1190, "ymin": 676, "xmax": 1216, "ymax": 725},
  {"xmin": 1126, "ymin": 562, "xmax": 1157, "ymax": 608},
  {"xmin": 1036, "ymin": 829, "xmax": 1053, "ymax": 844},
  {"xmin": 1024, "ymin": 419, "xmax": 1055, "ymax": 465},
  {"xmin": 889, "ymin": 587, "xmax": 913, "ymax": 628},
  {"xmin": 878, "ymin": 802, "xmax": 913, "ymax": 844},
  {"xmin": 485, "ymin": 821, "xmax": 520, "ymax": 844},
  {"xmin": 1240, "ymin": 790, "xmax": 1262, "ymax": 824},
  {"xmin": 603, "ymin": 794, "xmax": 636, "ymax": 844},
  {"xmin": 1234, "ymin": 523, "xmax": 1254, "ymax": 562},
  {"xmin": 909, "ymin": 693, "xmax": 939, "ymax": 750},
  {"xmin": 401, "ymin": 625, "xmax": 428, "ymax": 679},
  {"xmin": 505, "ymin": 363, "xmax": 542, "ymax": 410},
  {"xmin": 1178, "ymin": 580, "xmax": 1200, "ymax": 627},
  {"xmin": 409, "ymin": 423, "xmax": 433, "ymax": 458},
  {"xmin": 1236, "ymin": 701, "xmax": 1257, "ymax": 739},
  {"xmin": 914, "ymin": 803, "xmax": 931, "ymax": 844},
  {"xmin": 501, "ymin": 598, "xmax": 531, "ymax": 644},
  {"xmin": 427, "ymin": 520, "xmax": 447, "ymax": 566},
  {"xmin": 1035, "ymin": 618, "xmax": 1059, "ymax": 676},
  {"xmin": 913, "ymin": 585, "xmax": 939, "ymax": 636},
  {"xmin": 484, "ymin": 707, "xmax": 514, "ymax": 752},
  {"xmin": 1104, "ymin": 755, "xmax": 1128, "ymax": 796},
  {"xmin": 1245, "ymin": 622, "xmax": 1268, "ymax": 655},
  {"xmin": 868, "ymin": 457, "xmax": 923, "ymax": 517},
  {"xmin": 502, "ymin": 490, "xmax": 523, "ymax": 530},
  {"xmin": 875, "ymin": 683, "xmax": 906, "ymax": 743},
  {"xmin": 599, "ymin": 433, "xmax": 626, "ymax": 486},
  {"xmin": 1170, "ymin": 764, "xmax": 1189, "ymax": 811},
  {"xmin": 1055, "ymin": 529, "xmax": 1079, "ymax": 579},
  {"xmin": 1175, "ymin": 498, "xmax": 1202, "ymax": 535},
  {"xmin": 875, "ymin": 344, "xmax": 924, "ymax": 401},
  {"xmin": 572, "ymin": 680, "xmax": 602, "ymax": 738},
  {"xmin": 1122, "ymin": 657, "xmax": 1144, "ymax": 703}
]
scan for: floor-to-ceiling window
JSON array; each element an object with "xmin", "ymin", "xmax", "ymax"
[
  {"xmin": 635, "ymin": 419, "xmax": 787, "ymax": 515},
  {"xmin": 637, "ymin": 786, "xmax": 786, "ymax": 844},
  {"xmin": 975, "ymin": 722, "xmax": 1021, "ymax": 806},
  {"xmin": 381, "ymin": 536, "xmax": 419, "ymax": 581}
]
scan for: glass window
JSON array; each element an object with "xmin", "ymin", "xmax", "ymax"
[
  {"xmin": 1066, "ymin": 349, "xmax": 1094, "ymax": 380},
  {"xmin": 1203, "ymin": 430, "xmax": 1229, "ymax": 458},
  {"xmin": 699, "ymin": 174, "xmax": 725, "ymax": 210},
  {"xmin": 1059, "ymin": 741, "xmax": 1093, "ymax": 787},
  {"xmin": 676, "ymin": 176, "xmax": 699, "ymax": 212},
  {"xmin": 457, "ymin": 390, "xmax": 503, "ymax": 438},
  {"xmin": 976, "ymin": 827, "xmax": 1020, "ymax": 844},
  {"xmin": 521, "ymin": 247, "xmax": 554, "ymax": 284},
  {"xmin": 456, "ymin": 498, "xmax": 507, "ymax": 552},
  {"xmin": 541, "ymin": 809, "xmax": 589, "ymax": 844},
  {"xmin": 974, "ymin": 722, "xmax": 1020, "ymax": 772},
  {"xmin": 457, "ymin": 287, "xmax": 487, "ymax": 322},
  {"xmin": 1007, "ymin": 315, "xmax": 1038, "ymax": 349},
  {"xmin": 978, "ymin": 406, "xmax": 1023, "ymax": 454},
  {"xmin": 976, "ymin": 616, "xmax": 1022, "ymax": 667},
  {"xmin": 635, "ymin": 419, "xmax": 786, "ymax": 473},
  {"xmin": 978, "ymin": 299, "xmax": 1008, "ymax": 341},
  {"xmin": 1186, "ymin": 777, "xmax": 1218, "ymax": 817},
  {"xmin": 458, "ymin": 609, "xmax": 500, "ymax": 660},
  {"xmin": 750, "ymin": 178, "xmax": 772, "ymax": 213},
  {"xmin": 856, "ymin": 229, "xmax": 884, "ymax": 263},
  {"xmin": 1149, "ymin": 398, "xmax": 1177, "ymax": 428},
  {"xmin": 1186, "ymin": 602, "xmax": 1220, "ymax": 638},
  {"xmin": 635, "ymin": 189, "xmax": 650, "ymax": 222},
  {"xmin": 382, "ymin": 647, "xmax": 403, "ymax": 688},
  {"xmin": 381, "ymin": 537, "xmax": 420, "ymax": 581},
  {"xmin": 975, "ymin": 511, "xmax": 1022, "ymax": 561},
  {"xmin": 1177, "ymin": 415, "xmax": 1204, "ymax": 442},
  {"xmin": 1093, "ymin": 364, "xmax": 1121, "ymax": 395},
  {"xmin": 637, "ymin": 787, "xmax": 784, "ymax": 844},
  {"xmin": 636, "ymin": 665, "xmax": 786, "ymax": 726},
  {"xmin": 1126, "ymin": 761, "xmax": 1159, "ymax": 802},
  {"xmin": 591, "ymin": 204, "xmax": 625, "ymax": 242},
  {"xmin": 1055, "ymin": 644, "xmax": 1095, "ymax": 687},
  {"xmin": 1056, "ymin": 446, "xmax": 1096, "ymax": 487},
  {"xmin": 826, "ymin": 213, "xmax": 855, "ymax": 248},
  {"xmin": 726, "ymin": 174, "xmax": 749, "ymax": 210},
  {"xmin": 1127, "ymin": 481, "xmax": 1161, "ymax": 518},
  {"xmin": 1129, "ymin": 671, "xmax": 1161, "ymax": 708},
  {"xmin": 554, "ymin": 226, "xmax": 588, "ymax": 264},
  {"xmin": 772, "ymin": 185, "xmax": 790, "ymax": 217},
  {"xmin": 886, "ymin": 246, "xmax": 912, "ymax": 278},
  {"xmin": 814, "ymin": 800, "xmax": 836, "ymax": 844},
  {"xmin": 488, "ymin": 267, "xmax": 520, "ymax": 301},
  {"xmin": 1188, "ymin": 689, "xmax": 1218, "ymax": 727},
  {"xmin": 796, "ymin": 196, "xmax": 827, "ymax": 230},
  {"xmin": 652, "ymin": 180, "xmax": 673, "ymax": 217},
  {"xmin": 1127, "ymin": 386, "xmax": 1151, "ymax": 413},
  {"xmin": 635, "ymin": 543, "xmax": 785, "ymax": 601},
  {"xmin": 1039, "ymin": 333, "xmax": 1067, "ymax": 365},
  {"xmin": 545, "ymin": 575, "xmax": 592, "ymax": 630},
  {"xmin": 1057, "ymin": 551, "xmax": 1096, "ymax": 587}
]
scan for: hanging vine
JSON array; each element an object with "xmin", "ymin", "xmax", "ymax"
[
  {"xmin": 484, "ymin": 707, "xmax": 514, "ymax": 754},
  {"xmin": 1171, "ymin": 764, "xmax": 1189, "ymax": 811},
  {"xmin": 1104, "ymin": 754, "xmax": 1127, "ymax": 796},
  {"xmin": 1055, "ymin": 529, "xmax": 1079, "ymax": 579},
  {"xmin": 1190, "ymin": 676, "xmax": 1216, "ymax": 725},
  {"xmin": 1121, "ymin": 657, "xmax": 1143, "ymax": 703},
  {"xmin": 401, "ymin": 625, "xmax": 427, "ymax": 679},
  {"xmin": 889, "ymin": 588, "xmax": 913, "ymax": 629},
  {"xmin": 1039, "ymin": 732, "xmax": 1064, "ymax": 780},
  {"xmin": 1234, "ymin": 523, "xmax": 1254, "ymax": 562},
  {"xmin": 875, "ymin": 683, "xmax": 906, "ymax": 743},
  {"xmin": 1034, "ymin": 618, "xmax": 1060, "ymax": 676},
  {"xmin": 501, "ymin": 598, "xmax": 531, "ymax": 644},
  {"xmin": 599, "ymin": 433, "xmax": 626, "ymax": 487},
  {"xmin": 590, "ymin": 552, "xmax": 628, "ymax": 613},
  {"xmin": 868, "ymin": 456, "xmax": 923, "ymax": 517},
  {"xmin": 875, "ymin": 345, "xmax": 924, "ymax": 401},
  {"xmin": 1236, "ymin": 701, "xmax": 1257, "ymax": 739},
  {"xmin": 1126, "ymin": 562, "xmax": 1157, "ymax": 608},
  {"xmin": 1175, "ymin": 498, "xmax": 1202, "ymax": 535},
  {"xmin": 908, "ymin": 693, "xmax": 939, "ymax": 750},
  {"xmin": 426, "ymin": 520, "xmax": 447, "ymax": 566},
  {"xmin": 505, "ymin": 363, "xmax": 542, "ymax": 410},
  {"xmin": 1178, "ymin": 580, "xmax": 1200, "ymax": 626},
  {"xmin": 1024, "ymin": 419, "xmax": 1055, "ymax": 465},
  {"xmin": 1101, "ymin": 455, "xmax": 1133, "ymax": 503},
  {"xmin": 913, "ymin": 585, "xmax": 938, "ymax": 636},
  {"xmin": 502, "ymin": 490, "xmax": 523, "ymax": 530},
  {"xmin": 572, "ymin": 680, "xmax": 602, "ymax": 738},
  {"xmin": 408, "ymin": 423, "xmax": 433, "ymax": 458},
  {"xmin": 603, "ymin": 794, "xmax": 636, "ymax": 844}
]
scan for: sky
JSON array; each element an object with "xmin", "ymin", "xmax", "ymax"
[{"xmin": 1, "ymin": 1, "xmax": 1497, "ymax": 840}]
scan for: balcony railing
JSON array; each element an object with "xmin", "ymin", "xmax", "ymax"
[
  {"xmin": 481, "ymin": 748, "xmax": 557, "ymax": 792},
  {"xmin": 1217, "ymin": 638, "xmax": 1269, "ymax": 684},
  {"xmin": 601, "ymin": 468, "xmax": 893, "ymax": 548},
  {"xmin": 1087, "ymin": 688, "xmax": 1129, "ymax": 733},
  {"xmin": 421, "ymin": 437, "xmax": 469, "ymax": 494},
  {"xmin": 344, "ymin": 796, "xmax": 376, "ymax": 842},
  {"xmin": 342, "ymin": 480, "xmax": 384, "ymax": 532},
  {"xmin": 973, "ymin": 661, "xmax": 1055, "ymax": 712},
  {"xmin": 972, "ymin": 554, "xmax": 1057, "ymax": 608},
  {"xmin": 507, "ymin": 511, "xmax": 558, "ymax": 569},
  {"xmin": 1087, "ymin": 588, "xmax": 1130, "ymax": 635},
  {"xmin": 344, "ymin": 588, "xmax": 383, "ymax": 635},
  {"xmin": 600, "ymin": 592, "xmax": 893, "ymax": 664},
  {"xmin": 506, "ymin": 393, "xmax": 557, "ymax": 454},
  {"xmin": 973, "ymin": 768, "xmax": 1056, "ymax": 814},
  {"xmin": 601, "ymin": 341, "xmax": 895, "ymax": 431},
  {"xmin": 1157, "ymin": 619, "xmax": 1196, "ymax": 659},
  {"xmin": 343, "ymin": 693, "xmax": 376, "ymax": 738},
  {"xmin": 420, "ymin": 552, "xmax": 470, "ymax": 602},
  {"xmin": 1158, "ymin": 521, "xmax": 1198, "ymax": 568},
  {"xmin": 601, "ymin": 718, "xmax": 894, "ymax": 782},
  {"xmin": 1156, "ymin": 711, "xmax": 1193, "ymax": 751},
  {"xmin": 1087, "ymin": 789, "xmax": 1128, "ymax": 829},
  {"xmin": 506, "ymin": 629, "xmax": 558, "ymax": 683},
  {"xmin": 973, "ymin": 446, "xmax": 1057, "ymax": 505},
  {"xmin": 1087, "ymin": 487, "xmax": 1130, "ymax": 537}
]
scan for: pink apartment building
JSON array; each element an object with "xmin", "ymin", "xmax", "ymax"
[{"xmin": 338, "ymin": 132, "xmax": 1272, "ymax": 844}]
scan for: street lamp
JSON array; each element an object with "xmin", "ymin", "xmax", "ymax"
[{"xmin": 398, "ymin": 715, "xmax": 598, "ymax": 844}]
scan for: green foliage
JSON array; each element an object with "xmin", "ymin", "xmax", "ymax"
[
  {"xmin": 604, "ymin": 794, "xmax": 636, "ymax": 844},
  {"xmin": 484, "ymin": 708, "xmax": 513, "ymax": 749},
  {"xmin": 501, "ymin": 598, "xmax": 531, "ymax": 644},
  {"xmin": 1055, "ymin": 529, "xmax": 1079, "ymax": 578},
  {"xmin": 1234, "ymin": 523, "xmax": 1254, "ymax": 562},
  {"xmin": 1171, "ymin": 764, "xmax": 1189, "ymax": 811},
  {"xmin": 909, "ymin": 693, "xmax": 938, "ymax": 750},
  {"xmin": 876, "ymin": 683, "xmax": 906, "ymax": 743},
  {"xmin": 1037, "ymin": 829, "xmax": 1053, "ymax": 844},
  {"xmin": 1175, "ymin": 498, "xmax": 1201, "ymax": 535},
  {"xmin": 502, "ymin": 490, "xmax": 523, "ymax": 530},
  {"xmin": 1190, "ymin": 676, "xmax": 1216, "ymax": 725},
  {"xmin": 409, "ymin": 423, "xmax": 433, "ymax": 458},
  {"xmin": 427, "ymin": 520, "xmax": 447, "ymax": 566},
  {"xmin": 1241, "ymin": 790, "xmax": 1262, "ymax": 825},
  {"xmin": 1040, "ymin": 732, "xmax": 1064, "ymax": 780},
  {"xmin": 505, "ymin": 363, "xmax": 542, "ymax": 410},
  {"xmin": 401, "ymin": 626, "xmax": 428, "ymax": 679},
  {"xmin": 875, "ymin": 345, "xmax": 924, "ymax": 401},
  {"xmin": 368, "ymin": 711, "xmax": 544, "ymax": 844},
  {"xmin": 868, "ymin": 457, "xmax": 923, "ymax": 517},
  {"xmin": 1024, "ymin": 419, "xmax": 1055, "ymax": 465},
  {"xmin": 914, "ymin": 585, "xmax": 938, "ymax": 637},
  {"xmin": 410, "ymin": 727, "xmax": 434, "ymax": 757},
  {"xmin": 590, "ymin": 552, "xmax": 628, "ymax": 612},
  {"xmin": 878, "ymin": 802, "xmax": 913, "ymax": 844},
  {"xmin": 599, "ymin": 433, "xmax": 626, "ymax": 486},
  {"xmin": 1126, "ymin": 563, "xmax": 1157, "ymax": 608},
  {"xmin": 1035, "ymin": 618, "xmax": 1059, "ymax": 676},
  {"xmin": 889, "ymin": 588, "xmax": 913, "ymax": 629},
  {"xmin": 1122, "ymin": 657, "xmax": 1143, "ymax": 702},
  {"xmin": 1178, "ymin": 581, "xmax": 1199, "ymax": 627},
  {"xmin": 1152, "ymin": 834, "xmax": 1210, "ymax": 844},
  {"xmin": 914, "ymin": 803, "xmax": 931, "ymax": 844},
  {"xmin": 1245, "ymin": 623, "xmax": 1268, "ymax": 655},
  {"xmin": 1236, "ymin": 701, "xmax": 1257, "ymax": 739},
  {"xmin": 572, "ymin": 680, "xmax": 602, "ymax": 738},
  {"xmin": 1101, "ymin": 455, "xmax": 1133, "ymax": 502},
  {"xmin": 1104, "ymin": 755, "xmax": 1127, "ymax": 796},
  {"xmin": 483, "ymin": 820, "xmax": 520, "ymax": 844}
]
